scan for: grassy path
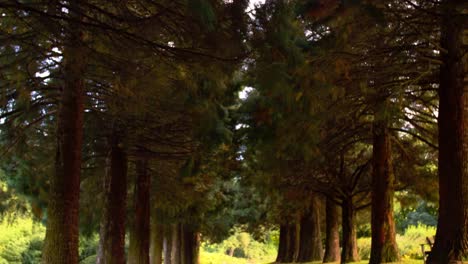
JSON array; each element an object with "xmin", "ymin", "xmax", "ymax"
[{"xmin": 200, "ymin": 254, "xmax": 461, "ymax": 264}]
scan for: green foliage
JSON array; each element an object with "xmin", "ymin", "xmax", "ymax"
[
  {"xmin": 80, "ymin": 255, "xmax": 97, "ymax": 264},
  {"xmin": 200, "ymin": 250, "xmax": 250, "ymax": 264},
  {"xmin": 357, "ymin": 237, "xmax": 372, "ymax": 260},
  {"xmin": 358, "ymin": 224, "xmax": 437, "ymax": 260},
  {"xmin": 0, "ymin": 216, "xmax": 100, "ymax": 263},
  {"xmin": 21, "ymin": 236, "xmax": 43, "ymax": 264},
  {"xmin": 395, "ymin": 200, "xmax": 437, "ymax": 233},
  {"xmin": 187, "ymin": 0, "xmax": 217, "ymax": 30},
  {"xmin": 357, "ymin": 223, "xmax": 371, "ymax": 238},
  {"xmin": 202, "ymin": 229, "xmax": 277, "ymax": 262},
  {"xmin": 0, "ymin": 217, "xmax": 45, "ymax": 264},
  {"xmin": 78, "ymin": 235, "xmax": 100, "ymax": 262},
  {"xmin": 397, "ymin": 225, "xmax": 436, "ymax": 259}
]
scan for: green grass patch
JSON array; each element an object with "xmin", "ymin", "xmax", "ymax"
[{"xmin": 200, "ymin": 249, "xmax": 276, "ymax": 264}]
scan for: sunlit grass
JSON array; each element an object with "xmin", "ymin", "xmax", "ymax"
[
  {"xmin": 200, "ymin": 250, "xmax": 275, "ymax": 264},
  {"xmin": 268, "ymin": 261, "xmax": 424, "ymax": 264},
  {"xmin": 199, "ymin": 255, "xmax": 430, "ymax": 264}
]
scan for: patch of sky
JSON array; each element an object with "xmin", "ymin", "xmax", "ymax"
[
  {"xmin": 238, "ymin": 86, "xmax": 253, "ymax": 100},
  {"xmin": 247, "ymin": 0, "xmax": 266, "ymax": 19}
]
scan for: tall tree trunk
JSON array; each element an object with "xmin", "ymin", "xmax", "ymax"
[
  {"xmin": 369, "ymin": 121, "xmax": 400, "ymax": 264},
  {"xmin": 341, "ymin": 198, "xmax": 359, "ymax": 263},
  {"xmin": 284, "ymin": 223, "xmax": 299, "ymax": 262},
  {"xmin": 97, "ymin": 135, "xmax": 127, "ymax": 264},
  {"xmin": 128, "ymin": 160, "xmax": 151, "ymax": 264},
  {"xmin": 297, "ymin": 195, "xmax": 323, "ymax": 262},
  {"xmin": 427, "ymin": 1, "xmax": 468, "ymax": 263},
  {"xmin": 150, "ymin": 210, "xmax": 163, "ymax": 264},
  {"xmin": 276, "ymin": 225, "xmax": 288, "ymax": 263},
  {"xmin": 193, "ymin": 232, "xmax": 201, "ymax": 264},
  {"xmin": 324, "ymin": 198, "xmax": 341, "ymax": 263},
  {"xmin": 171, "ymin": 223, "xmax": 181, "ymax": 264},
  {"xmin": 41, "ymin": 4, "xmax": 87, "ymax": 263},
  {"xmin": 181, "ymin": 225, "xmax": 200, "ymax": 264},
  {"xmin": 163, "ymin": 227, "xmax": 172, "ymax": 264}
]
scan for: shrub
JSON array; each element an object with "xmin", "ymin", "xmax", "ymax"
[
  {"xmin": 202, "ymin": 230, "xmax": 277, "ymax": 262},
  {"xmin": 79, "ymin": 235, "xmax": 99, "ymax": 261},
  {"xmin": 0, "ymin": 218, "xmax": 45, "ymax": 264},
  {"xmin": 21, "ymin": 235, "xmax": 43, "ymax": 264},
  {"xmin": 357, "ymin": 224, "xmax": 436, "ymax": 261},
  {"xmin": 357, "ymin": 237, "xmax": 371, "ymax": 260},
  {"xmin": 397, "ymin": 224, "xmax": 436, "ymax": 259},
  {"xmin": 80, "ymin": 254, "xmax": 97, "ymax": 264}
]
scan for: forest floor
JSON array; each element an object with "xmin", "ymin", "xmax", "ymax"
[{"xmin": 200, "ymin": 252, "xmax": 435, "ymax": 264}]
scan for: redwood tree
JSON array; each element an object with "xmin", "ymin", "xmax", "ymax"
[
  {"xmin": 323, "ymin": 198, "xmax": 340, "ymax": 263},
  {"xmin": 96, "ymin": 133, "xmax": 127, "ymax": 264},
  {"xmin": 276, "ymin": 225, "xmax": 288, "ymax": 263},
  {"xmin": 427, "ymin": 1, "xmax": 468, "ymax": 263},
  {"xmin": 297, "ymin": 195, "xmax": 323, "ymax": 262},
  {"xmin": 341, "ymin": 198, "xmax": 359, "ymax": 263},
  {"xmin": 370, "ymin": 120, "xmax": 400, "ymax": 263},
  {"xmin": 128, "ymin": 160, "xmax": 151, "ymax": 264},
  {"xmin": 150, "ymin": 209, "xmax": 164, "ymax": 264},
  {"xmin": 41, "ymin": 3, "xmax": 88, "ymax": 263}
]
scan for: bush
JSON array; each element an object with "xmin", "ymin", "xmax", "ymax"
[
  {"xmin": 395, "ymin": 201, "xmax": 437, "ymax": 233},
  {"xmin": 357, "ymin": 224, "xmax": 436, "ymax": 261},
  {"xmin": 397, "ymin": 224, "xmax": 436, "ymax": 259},
  {"xmin": 21, "ymin": 235, "xmax": 43, "ymax": 264},
  {"xmin": 0, "ymin": 218, "xmax": 45, "ymax": 264},
  {"xmin": 202, "ymin": 230, "xmax": 277, "ymax": 262},
  {"xmin": 79, "ymin": 235, "xmax": 99, "ymax": 261},
  {"xmin": 357, "ymin": 237, "xmax": 371, "ymax": 260},
  {"xmin": 80, "ymin": 254, "xmax": 97, "ymax": 264}
]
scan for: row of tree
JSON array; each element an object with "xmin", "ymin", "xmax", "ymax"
[
  {"xmin": 0, "ymin": 0, "xmax": 248, "ymax": 263},
  {"xmin": 239, "ymin": 1, "xmax": 466, "ymax": 264},
  {"xmin": 0, "ymin": 0, "xmax": 466, "ymax": 264}
]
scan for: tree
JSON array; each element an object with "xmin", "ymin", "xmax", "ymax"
[
  {"xmin": 41, "ymin": 2, "xmax": 88, "ymax": 262},
  {"xmin": 427, "ymin": 1, "xmax": 468, "ymax": 263},
  {"xmin": 96, "ymin": 128, "xmax": 127, "ymax": 264},
  {"xmin": 323, "ymin": 197, "xmax": 340, "ymax": 263}
]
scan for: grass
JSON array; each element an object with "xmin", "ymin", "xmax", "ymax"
[
  {"xmin": 200, "ymin": 254, "xmax": 466, "ymax": 264},
  {"xmin": 199, "ymin": 252, "xmax": 430, "ymax": 264},
  {"xmin": 200, "ymin": 250, "xmax": 276, "ymax": 264}
]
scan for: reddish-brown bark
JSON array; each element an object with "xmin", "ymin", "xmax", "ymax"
[
  {"xmin": 324, "ymin": 198, "xmax": 341, "ymax": 263},
  {"xmin": 370, "ymin": 121, "xmax": 399, "ymax": 264},
  {"xmin": 41, "ymin": 4, "xmax": 87, "ymax": 263},
  {"xmin": 427, "ymin": 1, "xmax": 468, "ymax": 263}
]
